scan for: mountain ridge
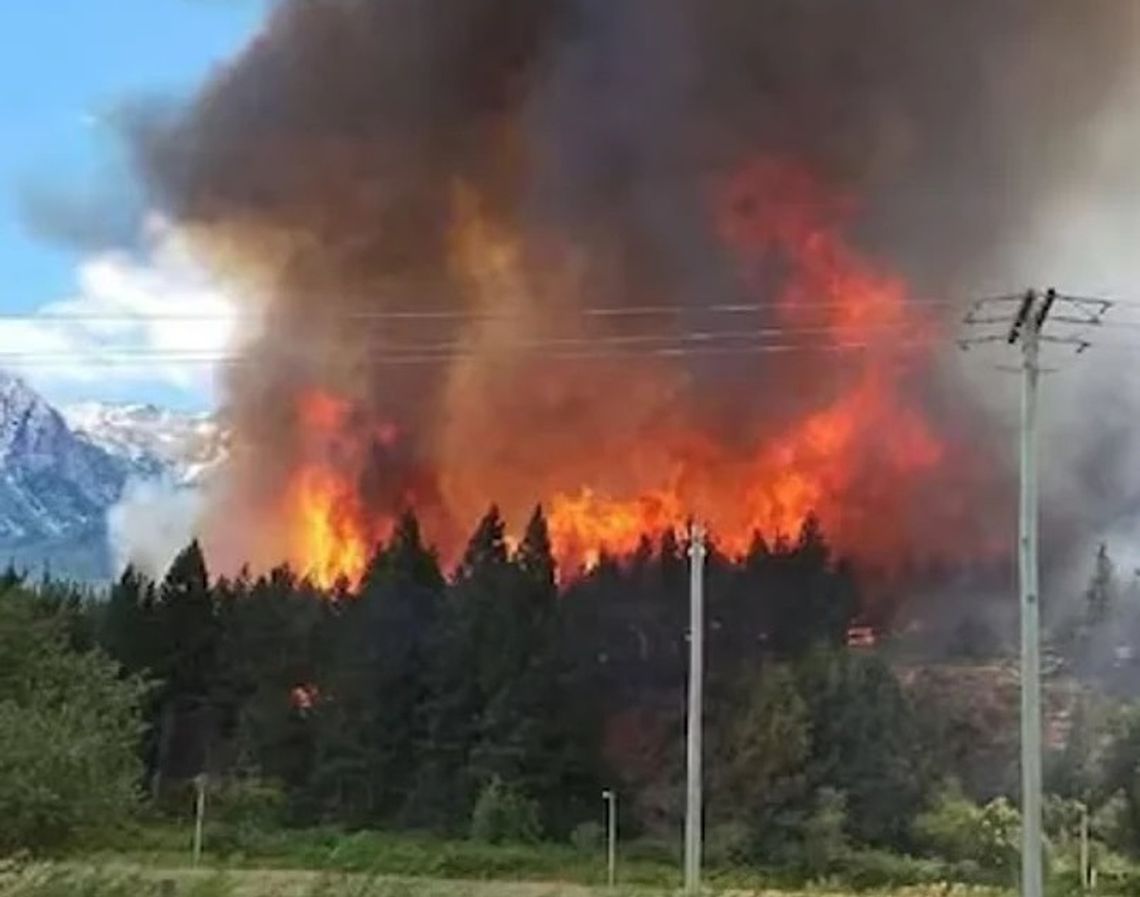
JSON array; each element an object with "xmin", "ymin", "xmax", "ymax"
[{"xmin": 0, "ymin": 374, "xmax": 223, "ymax": 579}]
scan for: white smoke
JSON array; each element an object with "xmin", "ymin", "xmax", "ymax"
[{"xmin": 107, "ymin": 477, "xmax": 204, "ymax": 579}]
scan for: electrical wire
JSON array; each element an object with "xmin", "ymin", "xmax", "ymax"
[
  {"xmin": 0, "ymin": 297, "xmax": 971, "ymax": 323},
  {"xmin": 0, "ymin": 337, "xmax": 949, "ymax": 368}
]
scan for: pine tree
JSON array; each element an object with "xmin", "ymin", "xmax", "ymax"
[
  {"xmin": 304, "ymin": 511, "xmax": 444, "ymax": 824},
  {"xmin": 1086, "ymin": 543, "xmax": 1116, "ymax": 625},
  {"xmin": 100, "ymin": 565, "xmax": 158, "ymax": 675},
  {"xmin": 797, "ymin": 647, "xmax": 925, "ymax": 847},
  {"xmin": 150, "ymin": 540, "xmax": 219, "ymax": 792},
  {"xmin": 411, "ymin": 508, "xmax": 509, "ymax": 829},
  {"xmin": 155, "ymin": 540, "xmax": 216, "ymax": 697},
  {"xmin": 470, "ymin": 506, "xmax": 601, "ymax": 836}
]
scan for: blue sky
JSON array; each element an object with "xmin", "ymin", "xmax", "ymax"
[{"xmin": 0, "ymin": 0, "xmax": 270, "ymax": 410}]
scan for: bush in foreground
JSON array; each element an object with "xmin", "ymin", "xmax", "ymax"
[
  {"xmin": 0, "ymin": 589, "xmax": 146, "ymax": 854},
  {"xmin": 470, "ymin": 778, "xmax": 542, "ymax": 845}
]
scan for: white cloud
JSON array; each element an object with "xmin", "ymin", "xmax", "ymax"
[{"xmin": 0, "ymin": 215, "xmax": 244, "ymax": 405}]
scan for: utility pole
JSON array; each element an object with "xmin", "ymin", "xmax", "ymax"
[
  {"xmin": 962, "ymin": 288, "xmax": 1108, "ymax": 897},
  {"xmin": 1080, "ymin": 800, "xmax": 1090, "ymax": 891},
  {"xmin": 602, "ymin": 789, "xmax": 618, "ymax": 888},
  {"xmin": 684, "ymin": 522, "xmax": 706, "ymax": 896},
  {"xmin": 1014, "ymin": 288, "xmax": 1048, "ymax": 897},
  {"xmin": 192, "ymin": 773, "xmax": 208, "ymax": 866}
]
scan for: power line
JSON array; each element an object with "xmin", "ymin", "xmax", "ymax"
[
  {"xmin": 0, "ymin": 321, "xmax": 936, "ymax": 359},
  {"xmin": 0, "ymin": 338, "xmax": 947, "ymax": 368},
  {"xmin": 0, "ymin": 298, "xmax": 970, "ymax": 324}
]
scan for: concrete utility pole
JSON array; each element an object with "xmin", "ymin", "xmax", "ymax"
[
  {"xmin": 603, "ymin": 789, "xmax": 618, "ymax": 888},
  {"xmin": 1013, "ymin": 289, "xmax": 1048, "ymax": 897},
  {"xmin": 962, "ymin": 288, "xmax": 1108, "ymax": 897},
  {"xmin": 684, "ymin": 522, "xmax": 706, "ymax": 896}
]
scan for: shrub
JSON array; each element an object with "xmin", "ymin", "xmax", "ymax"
[
  {"xmin": 705, "ymin": 821, "xmax": 753, "ymax": 868},
  {"xmin": 1094, "ymin": 791, "xmax": 1133, "ymax": 854},
  {"xmin": 0, "ymin": 590, "xmax": 146, "ymax": 853},
  {"xmin": 914, "ymin": 786, "xmax": 980, "ymax": 861},
  {"xmin": 839, "ymin": 847, "xmax": 947, "ymax": 889},
  {"xmin": 469, "ymin": 777, "xmax": 542, "ymax": 845},
  {"xmin": 211, "ymin": 777, "xmax": 286, "ymax": 829},
  {"xmin": 569, "ymin": 820, "xmax": 604, "ymax": 852},
  {"xmin": 977, "ymin": 796, "xmax": 1021, "ymax": 874},
  {"xmin": 800, "ymin": 787, "xmax": 848, "ymax": 875},
  {"xmin": 914, "ymin": 786, "xmax": 1020, "ymax": 875}
]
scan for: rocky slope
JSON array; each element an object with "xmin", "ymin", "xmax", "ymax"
[{"xmin": 0, "ymin": 374, "xmax": 225, "ymax": 580}]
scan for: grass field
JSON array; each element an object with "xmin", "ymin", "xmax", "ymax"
[
  {"xmin": 0, "ymin": 824, "xmax": 1026, "ymax": 897},
  {"xmin": 76, "ymin": 824, "xmax": 1003, "ymax": 893},
  {"xmin": 0, "ymin": 863, "xmax": 1010, "ymax": 897}
]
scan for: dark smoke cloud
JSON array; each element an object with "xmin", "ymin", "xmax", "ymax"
[{"xmin": 132, "ymin": 0, "xmax": 1140, "ymax": 571}]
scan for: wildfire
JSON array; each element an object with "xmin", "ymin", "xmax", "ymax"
[
  {"xmin": 290, "ymin": 464, "xmax": 371, "ymax": 589},
  {"xmin": 286, "ymin": 390, "xmax": 393, "ymax": 589},
  {"xmin": 542, "ymin": 158, "xmax": 947, "ymax": 569},
  {"xmin": 280, "ymin": 157, "xmax": 969, "ymax": 585}
]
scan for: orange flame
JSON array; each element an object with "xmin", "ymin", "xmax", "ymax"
[
  {"xmin": 286, "ymin": 390, "xmax": 393, "ymax": 589},
  {"xmin": 290, "ymin": 464, "xmax": 371, "ymax": 589},
  {"xmin": 544, "ymin": 157, "xmax": 947, "ymax": 569},
  {"xmin": 279, "ymin": 157, "xmax": 981, "ymax": 584}
]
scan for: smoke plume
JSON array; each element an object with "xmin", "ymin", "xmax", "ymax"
[
  {"xmin": 109, "ymin": 478, "xmax": 204, "ymax": 579},
  {"xmin": 132, "ymin": 0, "xmax": 1140, "ymax": 578}
]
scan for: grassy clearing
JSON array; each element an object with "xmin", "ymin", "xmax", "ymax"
[
  {"xmin": 85, "ymin": 826, "xmax": 682, "ymax": 889},
  {"xmin": 55, "ymin": 826, "xmax": 1021, "ymax": 897},
  {"xmin": 0, "ymin": 864, "xmax": 610, "ymax": 897},
  {"xmin": 0, "ymin": 862, "xmax": 1011, "ymax": 897},
  {"xmin": 82, "ymin": 825, "xmax": 1015, "ymax": 894}
]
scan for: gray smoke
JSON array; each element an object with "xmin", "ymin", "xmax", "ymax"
[{"xmin": 127, "ymin": 0, "xmax": 1140, "ymax": 573}]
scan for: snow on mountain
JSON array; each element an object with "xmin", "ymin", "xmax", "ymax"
[
  {"xmin": 0, "ymin": 374, "xmax": 229, "ymax": 580},
  {"xmin": 63, "ymin": 401, "xmax": 228, "ymax": 488},
  {"xmin": 0, "ymin": 373, "xmax": 128, "ymax": 577}
]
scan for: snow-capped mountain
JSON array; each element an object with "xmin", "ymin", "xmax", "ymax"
[
  {"xmin": 0, "ymin": 374, "xmax": 127, "ymax": 577},
  {"xmin": 63, "ymin": 401, "xmax": 228, "ymax": 488},
  {"xmin": 0, "ymin": 374, "xmax": 227, "ymax": 580}
]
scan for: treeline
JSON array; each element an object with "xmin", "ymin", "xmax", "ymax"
[
  {"xmin": 9, "ymin": 507, "xmax": 1140, "ymax": 880},
  {"xmin": 80, "ymin": 504, "xmax": 977, "ymax": 867}
]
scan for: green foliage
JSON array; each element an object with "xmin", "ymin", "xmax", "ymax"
[
  {"xmin": 469, "ymin": 777, "xmax": 542, "ymax": 845},
  {"xmin": 704, "ymin": 821, "xmax": 753, "ymax": 868},
  {"xmin": 800, "ymin": 787, "xmax": 849, "ymax": 875},
  {"xmin": 721, "ymin": 663, "xmax": 810, "ymax": 806},
  {"xmin": 913, "ymin": 787, "xmax": 1020, "ymax": 874},
  {"xmin": 1097, "ymin": 705, "xmax": 1140, "ymax": 856},
  {"xmin": 0, "ymin": 588, "xmax": 146, "ymax": 853},
  {"xmin": 796, "ymin": 647, "xmax": 928, "ymax": 847},
  {"xmin": 569, "ymin": 820, "xmax": 603, "ymax": 852},
  {"xmin": 913, "ymin": 786, "xmax": 980, "ymax": 861},
  {"xmin": 1095, "ymin": 791, "xmax": 1135, "ymax": 854},
  {"xmin": 211, "ymin": 777, "xmax": 286, "ymax": 830}
]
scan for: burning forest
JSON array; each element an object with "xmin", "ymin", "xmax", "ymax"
[
  {"xmin": 17, "ymin": 0, "xmax": 1140, "ymax": 874},
  {"xmin": 128, "ymin": 0, "xmax": 1140, "ymax": 589}
]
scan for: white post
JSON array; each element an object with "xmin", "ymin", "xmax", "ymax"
[
  {"xmin": 603, "ymin": 789, "xmax": 617, "ymax": 888},
  {"xmin": 1080, "ymin": 802, "xmax": 1090, "ymax": 890},
  {"xmin": 192, "ymin": 774, "xmax": 207, "ymax": 866},
  {"xmin": 684, "ymin": 523, "xmax": 706, "ymax": 896},
  {"xmin": 1019, "ymin": 316, "xmax": 1044, "ymax": 897}
]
